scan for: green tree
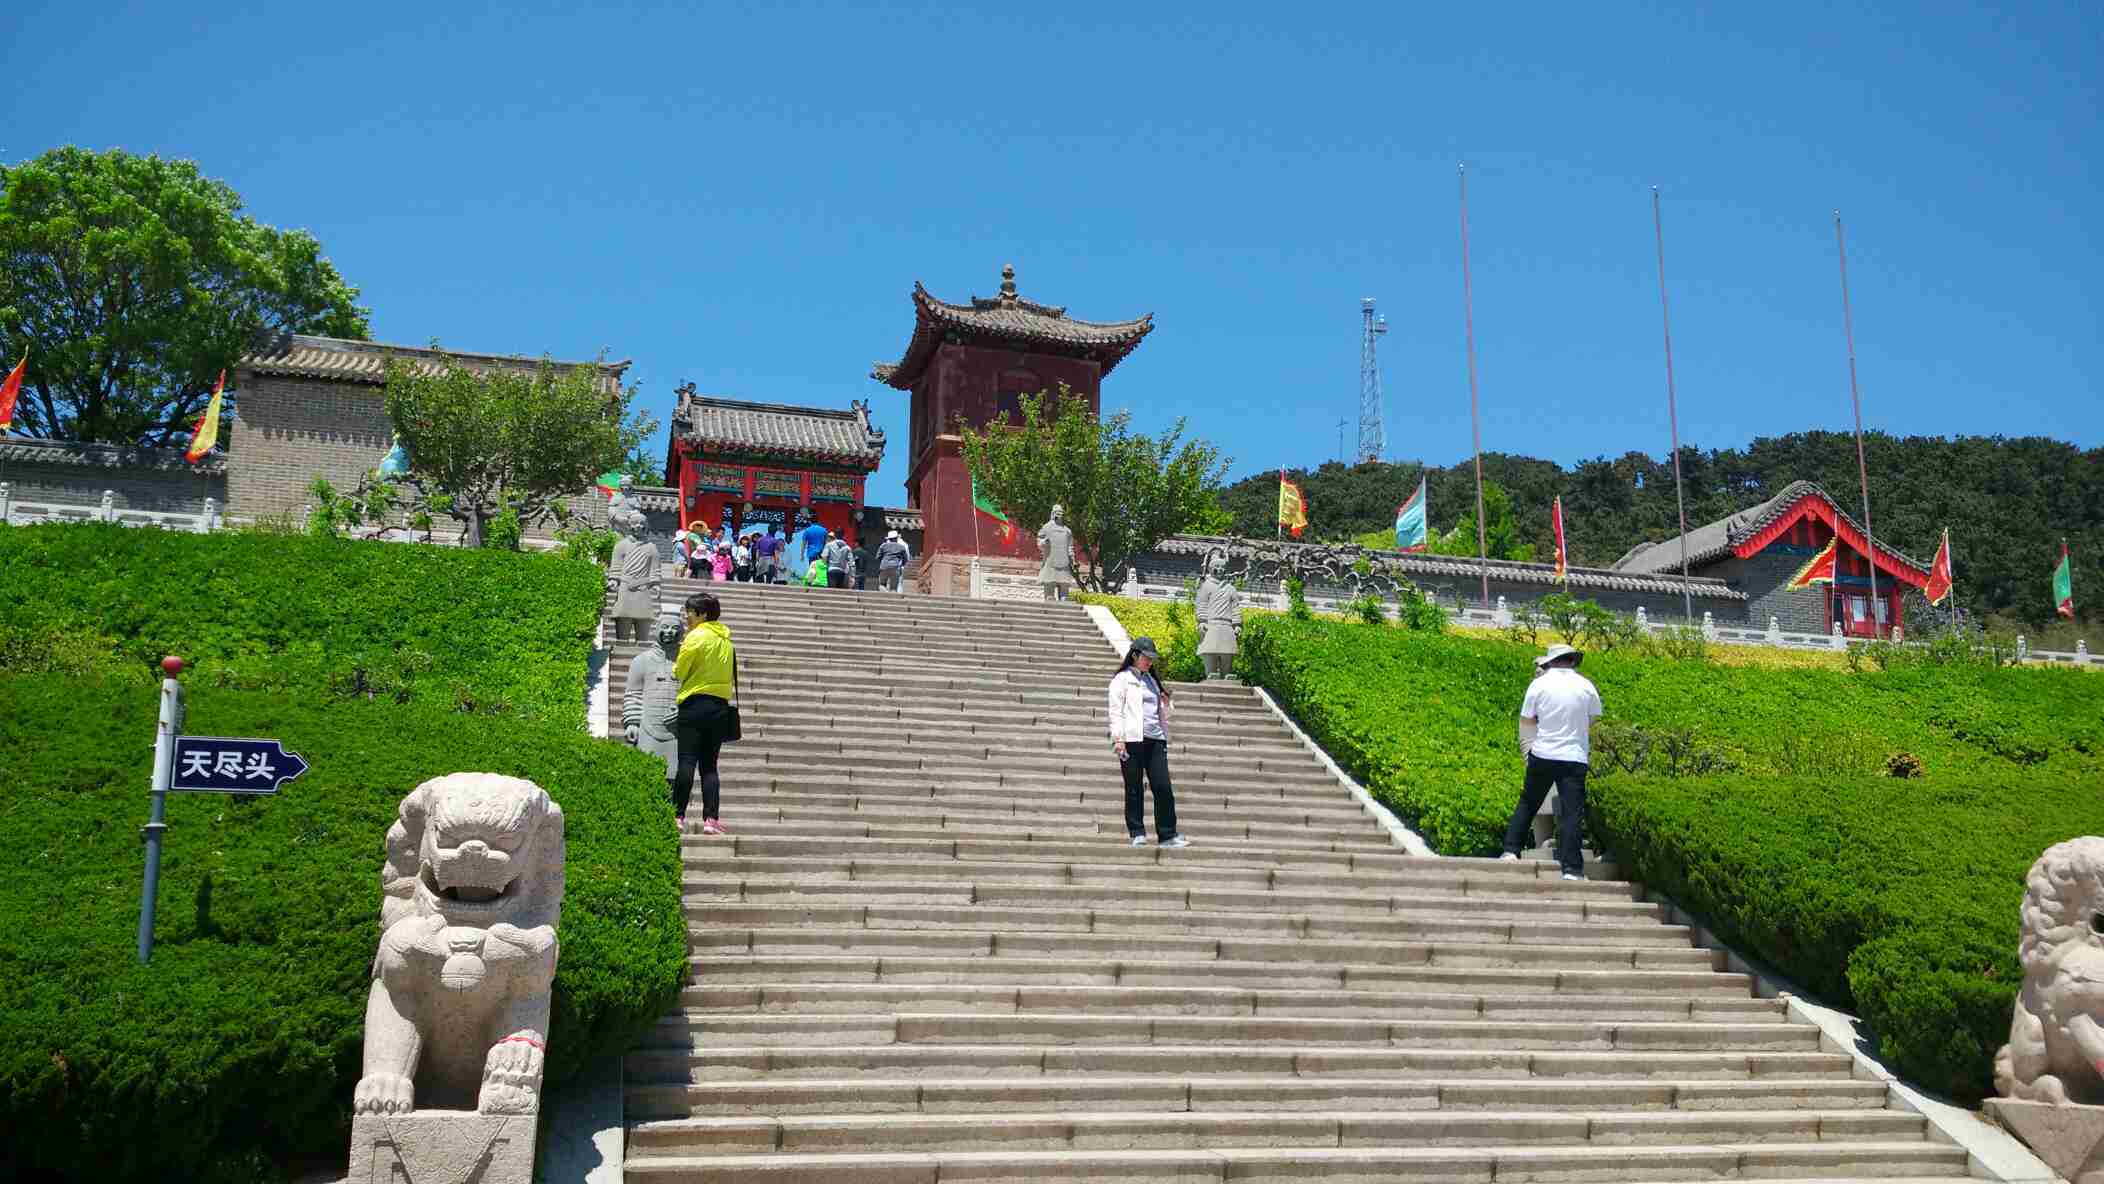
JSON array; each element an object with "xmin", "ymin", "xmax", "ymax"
[
  {"xmin": 1429, "ymin": 481, "xmax": 1536, "ymax": 561},
  {"xmin": 957, "ymin": 385, "xmax": 1229, "ymax": 592},
  {"xmin": 383, "ymin": 352, "xmax": 656, "ymax": 548},
  {"xmin": 0, "ymin": 147, "xmax": 368, "ymax": 444}
]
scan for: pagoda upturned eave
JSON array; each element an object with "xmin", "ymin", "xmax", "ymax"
[{"xmin": 870, "ymin": 270, "xmax": 1153, "ymax": 390}]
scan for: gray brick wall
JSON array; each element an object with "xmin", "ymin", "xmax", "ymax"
[
  {"xmin": 1723, "ymin": 551, "xmax": 1830, "ymax": 634},
  {"xmin": 0, "ymin": 458, "xmax": 224, "ymax": 514}
]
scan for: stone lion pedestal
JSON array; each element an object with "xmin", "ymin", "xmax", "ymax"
[
  {"xmin": 347, "ymin": 773, "xmax": 565, "ymax": 1184},
  {"xmin": 1988, "ymin": 836, "xmax": 2104, "ymax": 1184}
]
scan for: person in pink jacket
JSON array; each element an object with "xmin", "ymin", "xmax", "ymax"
[{"xmin": 710, "ymin": 543, "xmax": 732, "ymax": 582}]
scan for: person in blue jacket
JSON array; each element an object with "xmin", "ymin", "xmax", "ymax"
[{"xmin": 798, "ymin": 520, "xmax": 829, "ymax": 567}]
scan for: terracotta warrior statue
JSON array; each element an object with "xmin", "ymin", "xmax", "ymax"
[
  {"xmin": 1195, "ymin": 550, "xmax": 1241, "ymax": 680},
  {"xmin": 1037, "ymin": 504, "xmax": 1077, "ymax": 601},
  {"xmin": 623, "ymin": 615, "xmax": 683, "ymax": 784},
  {"xmin": 606, "ymin": 501, "xmax": 660, "ymax": 642}
]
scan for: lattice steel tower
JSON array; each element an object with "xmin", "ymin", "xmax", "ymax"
[{"xmin": 1358, "ymin": 297, "xmax": 1389, "ymax": 464}]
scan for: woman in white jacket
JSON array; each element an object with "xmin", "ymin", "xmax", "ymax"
[{"xmin": 1107, "ymin": 636, "xmax": 1186, "ymax": 848}]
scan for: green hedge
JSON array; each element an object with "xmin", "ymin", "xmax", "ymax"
[
  {"xmin": 1073, "ymin": 592, "xmax": 1250, "ymax": 684},
  {"xmin": 0, "ymin": 674, "xmax": 688, "ymax": 1183},
  {"xmin": 0, "ymin": 524, "xmax": 604, "ymax": 725},
  {"xmin": 1237, "ymin": 614, "xmax": 2104, "ymax": 1099}
]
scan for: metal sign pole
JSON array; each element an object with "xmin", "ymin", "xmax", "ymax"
[{"xmin": 137, "ymin": 655, "xmax": 184, "ymax": 963}]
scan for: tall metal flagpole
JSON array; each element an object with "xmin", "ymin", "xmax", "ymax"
[
  {"xmin": 1652, "ymin": 187, "xmax": 1695, "ymax": 622},
  {"xmin": 1834, "ymin": 212, "xmax": 1881, "ymax": 634},
  {"xmin": 1459, "ymin": 164, "xmax": 1491, "ymax": 608}
]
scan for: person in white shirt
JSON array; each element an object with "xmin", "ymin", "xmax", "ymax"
[
  {"xmin": 1106, "ymin": 636, "xmax": 1187, "ymax": 849},
  {"xmin": 1500, "ymin": 643, "xmax": 1603, "ymax": 880}
]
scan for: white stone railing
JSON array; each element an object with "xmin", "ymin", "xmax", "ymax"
[{"xmin": 0, "ymin": 484, "xmax": 220, "ymax": 532}]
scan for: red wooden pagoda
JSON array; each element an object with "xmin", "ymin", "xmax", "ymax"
[
  {"xmin": 662, "ymin": 384, "xmax": 887, "ymax": 547},
  {"xmin": 870, "ymin": 264, "xmax": 1152, "ymax": 594}
]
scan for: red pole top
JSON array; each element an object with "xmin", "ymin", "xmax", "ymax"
[{"xmin": 160, "ymin": 656, "xmax": 184, "ymax": 676}]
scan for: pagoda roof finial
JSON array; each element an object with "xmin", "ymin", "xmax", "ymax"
[{"xmin": 999, "ymin": 263, "xmax": 1017, "ymax": 300}]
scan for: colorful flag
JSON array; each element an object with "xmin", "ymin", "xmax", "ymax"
[
  {"xmin": 595, "ymin": 470, "xmax": 624, "ymax": 498},
  {"xmin": 0, "ymin": 353, "xmax": 24, "ymax": 433},
  {"xmin": 971, "ymin": 475, "xmax": 1016, "ymax": 545},
  {"xmin": 1277, "ymin": 470, "xmax": 1308, "ymax": 539},
  {"xmin": 1922, "ymin": 528, "xmax": 1953, "ymax": 606},
  {"xmin": 378, "ymin": 435, "xmax": 410, "ymax": 479},
  {"xmin": 1394, "ymin": 477, "xmax": 1428, "ymax": 552},
  {"xmin": 184, "ymin": 371, "xmax": 226, "ymax": 463},
  {"xmin": 1786, "ymin": 537, "xmax": 1838, "ymax": 590},
  {"xmin": 1551, "ymin": 496, "xmax": 1568, "ymax": 583},
  {"xmin": 2053, "ymin": 541, "xmax": 2075, "ymax": 619}
]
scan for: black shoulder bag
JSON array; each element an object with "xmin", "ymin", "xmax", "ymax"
[{"xmin": 722, "ymin": 652, "xmax": 743, "ymax": 743}]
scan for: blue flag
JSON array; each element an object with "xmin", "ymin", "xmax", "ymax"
[{"xmin": 1395, "ymin": 477, "xmax": 1428, "ymax": 552}]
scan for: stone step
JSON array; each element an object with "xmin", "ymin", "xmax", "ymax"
[
  {"xmin": 719, "ymin": 775, "xmax": 1367, "ymax": 813},
  {"xmin": 623, "ymin": 1074, "xmax": 1891, "ymax": 1119},
  {"xmin": 734, "ymin": 722, "xmax": 1310, "ymax": 760},
  {"xmin": 723, "ymin": 785, "xmax": 1374, "ymax": 827},
  {"xmin": 626, "ymin": 1105, "xmax": 1924, "ymax": 1157},
  {"xmin": 684, "ymin": 873, "xmax": 1668, "ymax": 922},
  {"xmin": 623, "ymin": 1042, "xmax": 1858, "ymax": 1084},
  {"xmin": 674, "ymin": 983, "xmax": 1784, "ymax": 1023},
  {"xmin": 722, "ymin": 691, "xmax": 1275, "ymax": 729},
  {"xmin": 712, "ymin": 748, "xmax": 1341, "ymax": 785},
  {"xmin": 621, "ymin": 1143, "xmax": 1968, "ymax": 1183},
  {"xmin": 683, "ymin": 901, "xmax": 1692, "ymax": 948},
  {"xmin": 687, "ymin": 927, "xmax": 1719, "ymax": 972},
  {"xmin": 686, "ymin": 955, "xmax": 1759, "ymax": 998},
  {"xmin": 695, "ymin": 819, "xmax": 1397, "ymax": 855},
  {"xmin": 693, "ymin": 802, "xmax": 1374, "ymax": 842},
  {"xmin": 688, "ymin": 836, "xmax": 1533, "ymax": 880}
]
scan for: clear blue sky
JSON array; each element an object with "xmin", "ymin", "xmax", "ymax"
[{"xmin": 8, "ymin": 1, "xmax": 2097, "ymax": 507}]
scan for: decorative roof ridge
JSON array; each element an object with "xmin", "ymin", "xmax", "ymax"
[
  {"xmin": 681, "ymin": 391, "xmax": 867, "ymax": 421},
  {"xmin": 247, "ymin": 331, "xmax": 632, "ymax": 375},
  {"xmin": 910, "ymin": 280, "xmax": 1153, "ymax": 332},
  {"xmin": 1157, "ymin": 534, "xmax": 1748, "ymax": 600}
]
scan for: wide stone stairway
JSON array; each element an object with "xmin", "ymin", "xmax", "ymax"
[{"xmin": 611, "ymin": 578, "xmax": 1972, "ymax": 1183}]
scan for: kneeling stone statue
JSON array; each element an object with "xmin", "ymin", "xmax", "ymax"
[
  {"xmin": 349, "ymin": 773, "xmax": 565, "ymax": 1184},
  {"xmin": 1987, "ymin": 836, "xmax": 2104, "ymax": 1183}
]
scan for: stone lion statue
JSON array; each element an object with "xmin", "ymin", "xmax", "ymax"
[
  {"xmin": 1997, "ymin": 836, "xmax": 2104, "ymax": 1104},
  {"xmin": 353, "ymin": 773, "xmax": 565, "ymax": 1116}
]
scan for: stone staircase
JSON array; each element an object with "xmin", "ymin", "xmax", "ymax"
[{"xmin": 613, "ymin": 578, "xmax": 1972, "ymax": 1183}]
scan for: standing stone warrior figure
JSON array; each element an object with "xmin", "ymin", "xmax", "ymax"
[
  {"xmin": 353, "ymin": 773, "xmax": 565, "ymax": 1117},
  {"xmin": 623, "ymin": 615, "xmax": 683, "ymax": 783},
  {"xmin": 1997, "ymin": 836, "xmax": 2104, "ymax": 1104},
  {"xmin": 606, "ymin": 501, "xmax": 660, "ymax": 642},
  {"xmin": 1038, "ymin": 504, "xmax": 1077, "ymax": 601},
  {"xmin": 1195, "ymin": 550, "xmax": 1242, "ymax": 679}
]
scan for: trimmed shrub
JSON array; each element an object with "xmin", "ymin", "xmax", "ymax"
[
  {"xmin": 0, "ymin": 523, "xmax": 603, "ymax": 724},
  {"xmin": 0, "ymin": 674, "xmax": 687, "ymax": 1182}
]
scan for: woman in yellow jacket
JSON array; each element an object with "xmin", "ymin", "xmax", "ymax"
[{"xmin": 672, "ymin": 592, "xmax": 736, "ymax": 835}]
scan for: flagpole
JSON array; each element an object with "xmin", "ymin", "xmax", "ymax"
[
  {"xmin": 1652, "ymin": 188, "xmax": 1695, "ymax": 623},
  {"xmin": 1835, "ymin": 212, "xmax": 1882, "ymax": 636},
  {"xmin": 1459, "ymin": 164, "xmax": 1491, "ymax": 608}
]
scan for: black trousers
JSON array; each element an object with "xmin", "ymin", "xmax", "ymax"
[
  {"xmin": 1502, "ymin": 754, "xmax": 1588, "ymax": 875},
  {"xmin": 827, "ymin": 570, "xmax": 848, "ymax": 589},
  {"xmin": 672, "ymin": 693, "xmax": 731, "ymax": 820},
  {"xmin": 1119, "ymin": 737, "xmax": 1179, "ymax": 839}
]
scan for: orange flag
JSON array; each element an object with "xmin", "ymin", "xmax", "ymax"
[
  {"xmin": 1551, "ymin": 496, "xmax": 1568, "ymax": 583},
  {"xmin": 184, "ymin": 371, "xmax": 226, "ymax": 463},
  {"xmin": 1786, "ymin": 537, "xmax": 1839, "ymax": 590},
  {"xmin": 1277, "ymin": 471, "xmax": 1308, "ymax": 539},
  {"xmin": 1922, "ymin": 529, "xmax": 1953, "ymax": 606},
  {"xmin": 0, "ymin": 353, "xmax": 24, "ymax": 432}
]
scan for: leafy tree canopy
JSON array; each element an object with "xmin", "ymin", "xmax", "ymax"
[
  {"xmin": 382, "ymin": 352, "xmax": 656, "ymax": 548},
  {"xmin": 0, "ymin": 147, "xmax": 368, "ymax": 445},
  {"xmin": 1427, "ymin": 480, "xmax": 1535, "ymax": 561},
  {"xmin": 1217, "ymin": 432, "xmax": 2098, "ymax": 628},
  {"xmin": 957, "ymin": 385, "xmax": 1229, "ymax": 592}
]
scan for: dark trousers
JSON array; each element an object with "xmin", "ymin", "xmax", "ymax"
[
  {"xmin": 1119, "ymin": 737, "xmax": 1179, "ymax": 839},
  {"xmin": 672, "ymin": 693, "xmax": 730, "ymax": 820},
  {"xmin": 827, "ymin": 570, "xmax": 848, "ymax": 589},
  {"xmin": 1502, "ymin": 754, "xmax": 1588, "ymax": 874}
]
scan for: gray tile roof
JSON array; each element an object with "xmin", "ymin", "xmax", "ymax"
[
  {"xmin": 1157, "ymin": 535, "xmax": 1749, "ymax": 601},
  {"xmin": 669, "ymin": 387, "xmax": 886, "ymax": 470},
  {"xmin": 240, "ymin": 333, "xmax": 631, "ymax": 390},
  {"xmin": 0, "ymin": 436, "xmax": 228, "ymax": 475},
  {"xmin": 871, "ymin": 264, "xmax": 1153, "ymax": 389},
  {"xmin": 1611, "ymin": 479, "xmax": 1926, "ymax": 576}
]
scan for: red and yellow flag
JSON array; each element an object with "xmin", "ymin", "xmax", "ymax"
[
  {"xmin": 0, "ymin": 353, "xmax": 24, "ymax": 432},
  {"xmin": 1551, "ymin": 496, "xmax": 1568, "ymax": 583},
  {"xmin": 1277, "ymin": 470, "xmax": 1308, "ymax": 539},
  {"xmin": 1786, "ymin": 537, "xmax": 1839, "ymax": 590},
  {"xmin": 184, "ymin": 371, "xmax": 226, "ymax": 463},
  {"xmin": 1922, "ymin": 529, "xmax": 1954, "ymax": 606}
]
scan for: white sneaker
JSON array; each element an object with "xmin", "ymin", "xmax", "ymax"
[
  {"xmin": 1160, "ymin": 835, "xmax": 1190, "ymax": 849},
  {"xmin": 1130, "ymin": 835, "xmax": 1149, "ymax": 847},
  {"xmin": 1561, "ymin": 872, "xmax": 1584, "ymax": 881},
  {"xmin": 1497, "ymin": 853, "xmax": 1520, "ymax": 862}
]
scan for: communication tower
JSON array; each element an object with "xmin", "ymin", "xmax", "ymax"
[{"xmin": 1358, "ymin": 297, "xmax": 1388, "ymax": 464}]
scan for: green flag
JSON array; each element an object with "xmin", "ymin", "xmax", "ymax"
[
  {"xmin": 971, "ymin": 476, "xmax": 1015, "ymax": 543},
  {"xmin": 2053, "ymin": 542, "xmax": 2075, "ymax": 619}
]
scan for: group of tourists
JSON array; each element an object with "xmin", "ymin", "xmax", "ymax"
[{"xmin": 671, "ymin": 522, "xmax": 915, "ymax": 592}]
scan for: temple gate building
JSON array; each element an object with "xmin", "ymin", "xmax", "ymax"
[
  {"xmin": 870, "ymin": 264, "xmax": 1152, "ymax": 595},
  {"xmin": 662, "ymin": 384, "xmax": 887, "ymax": 547}
]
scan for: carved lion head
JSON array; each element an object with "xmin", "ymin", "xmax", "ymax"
[
  {"xmin": 380, "ymin": 773, "xmax": 565, "ymax": 932},
  {"xmin": 2018, "ymin": 836, "xmax": 2104, "ymax": 974}
]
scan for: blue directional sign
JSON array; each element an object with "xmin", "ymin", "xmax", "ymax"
[{"xmin": 169, "ymin": 736, "xmax": 310, "ymax": 794}]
